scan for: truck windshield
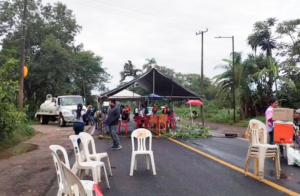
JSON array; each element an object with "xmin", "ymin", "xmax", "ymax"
[{"xmin": 61, "ymin": 97, "xmax": 83, "ymax": 106}]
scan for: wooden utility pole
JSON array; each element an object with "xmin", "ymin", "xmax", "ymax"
[
  {"xmin": 18, "ymin": 0, "xmax": 28, "ymax": 110},
  {"xmin": 196, "ymin": 28, "xmax": 208, "ymax": 126}
]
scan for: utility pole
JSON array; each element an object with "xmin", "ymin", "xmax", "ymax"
[
  {"xmin": 18, "ymin": 0, "xmax": 28, "ymax": 110},
  {"xmin": 196, "ymin": 28, "xmax": 208, "ymax": 126},
  {"xmin": 232, "ymin": 36, "xmax": 235, "ymax": 123},
  {"xmin": 215, "ymin": 36, "xmax": 236, "ymax": 123}
]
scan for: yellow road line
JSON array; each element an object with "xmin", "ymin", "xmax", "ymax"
[{"xmin": 168, "ymin": 138, "xmax": 300, "ymax": 196}]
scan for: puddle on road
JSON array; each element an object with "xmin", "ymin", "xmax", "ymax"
[
  {"xmin": 269, "ymin": 170, "xmax": 288, "ymax": 179},
  {"xmin": 189, "ymin": 140, "xmax": 203, "ymax": 148},
  {"xmin": 0, "ymin": 143, "xmax": 39, "ymax": 159}
]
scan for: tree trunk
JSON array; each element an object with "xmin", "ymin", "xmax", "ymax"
[{"xmin": 254, "ymin": 105, "xmax": 258, "ymax": 117}]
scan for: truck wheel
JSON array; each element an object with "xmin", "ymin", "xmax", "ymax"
[
  {"xmin": 40, "ymin": 115, "xmax": 49, "ymax": 125},
  {"xmin": 59, "ymin": 115, "xmax": 66, "ymax": 127}
]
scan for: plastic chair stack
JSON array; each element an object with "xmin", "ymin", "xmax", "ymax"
[
  {"xmin": 49, "ymin": 145, "xmax": 102, "ymax": 196},
  {"xmin": 118, "ymin": 120, "xmax": 128, "ymax": 134},
  {"xmin": 244, "ymin": 119, "xmax": 281, "ymax": 180},
  {"xmin": 158, "ymin": 114, "xmax": 168, "ymax": 133},
  {"xmin": 135, "ymin": 116, "xmax": 145, "ymax": 129},
  {"xmin": 69, "ymin": 135, "xmax": 110, "ymax": 188},
  {"xmin": 149, "ymin": 115, "xmax": 159, "ymax": 134},
  {"xmin": 130, "ymin": 128, "xmax": 157, "ymax": 176}
]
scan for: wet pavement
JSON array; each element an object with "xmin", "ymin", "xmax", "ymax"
[
  {"xmin": 95, "ymin": 138, "xmax": 287, "ymax": 196},
  {"xmin": 45, "ymin": 125, "xmax": 300, "ymax": 196},
  {"xmin": 179, "ymin": 136, "xmax": 300, "ymax": 193}
]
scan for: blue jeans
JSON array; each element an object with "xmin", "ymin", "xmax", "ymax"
[
  {"xmin": 73, "ymin": 122, "xmax": 84, "ymax": 147},
  {"xmin": 109, "ymin": 125, "xmax": 120, "ymax": 146},
  {"xmin": 269, "ymin": 131, "xmax": 274, "ymax": 144}
]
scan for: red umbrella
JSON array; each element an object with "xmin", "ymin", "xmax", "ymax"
[{"xmin": 185, "ymin": 100, "xmax": 203, "ymax": 106}]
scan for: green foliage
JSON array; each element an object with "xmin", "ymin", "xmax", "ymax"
[
  {"xmin": 0, "ymin": 0, "xmax": 110, "ymax": 117},
  {"xmin": 174, "ymin": 101, "xmax": 265, "ymax": 127},
  {"xmin": 143, "ymin": 58, "xmax": 157, "ymax": 71},
  {"xmin": 175, "ymin": 122, "xmax": 210, "ymax": 139},
  {"xmin": 120, "ymin": 60, "xmax": 142, "ymax": 82},
  {"xmin": 0, "ymin": 80, "xmax": 34, "ymax": 142}
]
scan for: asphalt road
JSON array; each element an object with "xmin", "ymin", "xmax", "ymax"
[
  {"xmin": 46, "ymin": 124, "xmax": 298, "ymax": 196},
  {"xmin": 92, "ymin": 137, "xmax": 287, "ymax": 196},
  {"xmin": 179, "ymin": 136, "xmax": 300, "ymax": 194}
]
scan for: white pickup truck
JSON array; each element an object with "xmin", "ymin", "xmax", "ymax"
[{"xmin": 35, "ymin": 94, "xmax": 87, "ymax": 127}]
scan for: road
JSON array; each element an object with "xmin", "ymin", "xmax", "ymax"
[
  {"xmin": 72, "ymin": 129, "xmax": 290, "ymax": 196},
  {"xmin": 179, "ymin": 136, "xmax": 300, "ymax": 194}
]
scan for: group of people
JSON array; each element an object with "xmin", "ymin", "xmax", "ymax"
[
  {"xmin": 132, "ymin": 104, "xmax": 175, "ymax": 119},
  {"xmin": 72, "ymin": 100, "xmax": 180, "ymax": 151}
]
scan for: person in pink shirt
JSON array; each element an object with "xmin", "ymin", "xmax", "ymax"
[{"xmin": 265, "ymin": 98, "xmax": 279, "ymax": 144}]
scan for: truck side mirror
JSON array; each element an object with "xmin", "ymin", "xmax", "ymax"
[{"xmin": 57, "ymin": 98, "xmax": 61, "ymax": 106}]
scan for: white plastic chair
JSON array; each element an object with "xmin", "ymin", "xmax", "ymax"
[
  {"xmin": 61, "ymin": 162, "xmax": 104, "ymax": 196},
  {"xmin": 79, "ymin": 132, "xmax": 113, "ymax": 178},
  {"xmin": 49, "ymin": 145, "xmax": 98, "ymax": 196},
  {"xmin": 244, "ymin": 119, "xmax": 281, "ymax": 180},
  {"xmin": 130, "ymin": 128, "xmax": 156, "ymax": 176},
  {"xmin": 69, "ymin": 135, "xmax": 110, "ymax": 189}
]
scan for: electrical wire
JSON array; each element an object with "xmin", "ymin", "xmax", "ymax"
[
  {"xmin": 63, "ymin": 0, "xmax": 198, "ymax": 32},
  {"xmin": 189, "ymin": 46, "xmax": 252, "ymax": 73},
  {"xmin": 89, "ymin": 0, "xmax": 234, "ymax": 36}
]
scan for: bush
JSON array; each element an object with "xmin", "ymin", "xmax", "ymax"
[
  {"xmin": 175, "ymin": 122, "xmax": 210, "ymax": 139},
  {"xmin": 0, "ymin": 80, "xmax": 34, "ymax": 143}
]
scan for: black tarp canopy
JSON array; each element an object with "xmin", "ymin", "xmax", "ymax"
[{"xmin": 99, "ymin": 68, "xmax": 203, "ymax": 101}]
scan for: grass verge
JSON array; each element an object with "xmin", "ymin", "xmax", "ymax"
[{"xmin": 0, "ymin": 125, "xmax": 36, "ymax": 159}]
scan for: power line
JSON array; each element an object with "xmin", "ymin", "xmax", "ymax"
[
  {"xmin": 63, "ymin": 0, "xmax": 239, "ymax": 37},
  {"xmin": 63, "ymin": 0, "xmax": 198, "ymax": 32},
  {"xmin": 90, "ymin": 0, "xmax": 232, "ymax": 35},
  {"xmin": 189, "ymin": 46, "xmax": 252, "ymax": 73}
]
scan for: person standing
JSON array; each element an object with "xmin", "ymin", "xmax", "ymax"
[
  {"xmin": 134, "ymin": 106, "xmax": 139, "ymax": 121},
  {"xmin": 86, "ymin": 105, "xmax": 94, "ymax": 125},
  {"xmin": 152, "ymin": 104, "xmax": 158, "ymax": 115},
  {"xmin": 265, "ymin": 98, "xmax": 284, "ymax": 157},
  {"xmin": 162, "ymin": 105, "xmax": 170, "ymax": 115},
  {"xmin": 126, "ymin": 105, "xmax": 131, "ymax": 114},
  {"xmin": 106, "ymin": 99, "xmax": 122, "ymax": 150},
  {"xmin": 73, "ymin": 103, "xmax": 86, "ymax": 147},
  {"xmin": 265, "ymin": 98, "xmax": 279, "ymax": 144},
  {"xmin": 145, "ymin": 103, "xmax": 149, "ymax": 115}
]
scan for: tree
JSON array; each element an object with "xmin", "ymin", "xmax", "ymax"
[
  {"xmin": 247, "ymin": 18, "xmax": 277, "ymax": 58},
  {"xmin": 0, "ymin": 0, "xmax": 110, "ymax": 117},
  {"xmin": 154, "ymin": 64, "xmax": 176, "ymax": 78},
  {"xmin": 143, "ymin": 58, "xmax": 157, "ymax": 72},
  {"xmin": 276, "ymin": 19, "xmax": 300, "ymax": 66},
  {"xmin": 120, "ymin": 60, "xmax": 142, "ymax": 82}
]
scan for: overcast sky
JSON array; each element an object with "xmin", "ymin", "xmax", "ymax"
[{"xmin": 44, "ymin": 0, "xmax": 299, "ymax": 92}]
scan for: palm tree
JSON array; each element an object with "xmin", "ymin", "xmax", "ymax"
[
  {"xmin": 143, "ymin": 58, "xmax": 157, "ymax": 72},
  {"xmin": 214, "ymin": 52, "xmax": 251, "ymax": 118},
  {"xmin": 247, "ymin": 18, "xmax": 277, "ymax": 58}
]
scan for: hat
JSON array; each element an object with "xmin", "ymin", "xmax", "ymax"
[{"xmin": 295, "ymin": 109, "xmax": 300, "ymax": 114}]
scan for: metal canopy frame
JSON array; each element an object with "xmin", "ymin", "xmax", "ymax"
[{"xmin": 99, "ymin": 68, "xmax": 203, "ymax": 102}]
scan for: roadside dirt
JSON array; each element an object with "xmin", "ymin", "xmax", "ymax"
[
  {"xmin": 204, "ymin": 121, "xmax": 247, "ymax": 138},
  {"xmin": 0, "ymin": 123, "xmax": 90, "ymax": 196}
]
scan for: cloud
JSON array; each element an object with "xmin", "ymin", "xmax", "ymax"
[{"xmin": 44, "ymin": 0, "xmax": 300, "ymax": 91}]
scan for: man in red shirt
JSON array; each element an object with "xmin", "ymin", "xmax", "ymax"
[
  {"xmin": 152, "ymin": 104, "xmax": 158, "ymax": 115},
  {"xmin": 126, "ymin": 105, "xmax": 131, "ymax": 113}
]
